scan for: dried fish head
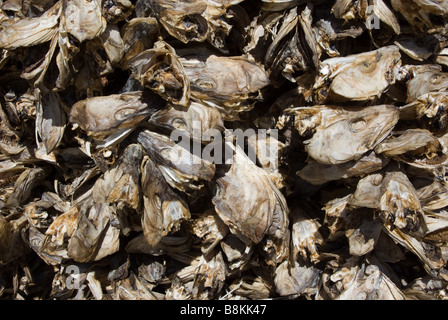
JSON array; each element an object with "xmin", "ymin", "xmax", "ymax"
[
  {"xmin": 92, "ymin": 143, "xmax": 143, "ymax": 210},
  {"xmin": 391, "ymin": 0, "xmax": 448, "ymax": 35},
  {"xmin": 274, "ymin": 260, "xmax": 322, "ymax": 297},
  {"xmin": 137, "ymin": 130, "xmax": 215, "ymax": 191},
  {"xmin": 129, "ymin": 41, "xmax": 190, "ymax": 106},
  {"xmin": 374, "ymin": 129, "xmax": 440, "ymax": 158},
  {"xmin": 315, "ymin": 46, "xmax": 401, "ymax": 102},
  {"xmin": 120, "ymin": 17, "xmax": 160, "ymax": 67},
  {"xmin": 61, "ymin": 0, "xmax": 106, "ymax": 43},
  {"xmin": 140, "ymin": 155, "xmax": 190, "ymax": 247},
  {"xmin": 0, "ymin": 215, "xmax": 28, "ymax": 265},
  {"xmin": 182, "ymin": 55, "xmax": 269, "ymax": 119},
  {"xmin": 69, "ymin": 91, "xmax": 159, "ymax": 143},
  {"xmin": 150, "ymin": 0, "xmax": 209, "ymax": 43},
  {"xmin": 149, "ymin": 101, "xmax": 224, "ymax": 143},
  {"xmin": 321, "ymin": 261, "xmax": 405, "ymax": 300},
  {"xmin": 402, "ymin": 92, "xmax": 448, "ymax": 132},
  {"xmin": 304, "ymin": 105, "xmax": 399, "ymax": 164},
  {"xmin": 24, "ymin": 200, "xmax": 54, "ymax": 229},
  {"xmin": 188, "ymin": 210, "xmax": 229, "ymax": 255},
  {"xmin": 67, "ymin": 203, "xmax": 120, "ymax": 263},
  {"xmin": 379, "ymin": 172, "xmax": 427, "ymax": 236},
  {"xmin": 298, "ymin": 151, "xmax": 389, "ymax": 185},
  {"xmin": 407, "ymin": 66, "xmax": 448, "ymax": 102},
  {"xmin": 395, "ymin": 35, "xmax": 441, "ymax": 61},
  {"xmin": 212, "ymin": 142, "xmax": 289, "ymax": 264},
  {"xmin": 102, "ymin": 0, "xmax": 133, "ymax": 23},
  {"xmin": 148, "ymin": 0, "xmax": 242, "ymax": 50},
  {"xmin": 0, "ymin": 1, "xmax": 61, "ymax": 50},
  {"xmin": 291, "ymin": 209, "xmax": 323, "ymax": 263}
]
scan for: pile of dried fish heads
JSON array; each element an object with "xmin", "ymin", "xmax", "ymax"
[{"xmin": 1, "ymin": 0, "xmax": 448, "ymax": 300}]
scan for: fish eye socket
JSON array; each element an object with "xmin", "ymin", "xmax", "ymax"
[
  {"xmin": 153, "ymin": 193, "xmax": 162, "ymax": 209},
  {"xmin": 431, "ymin": 75, "xmax": 440, "ymax": 84},
  {"xmin": 360, "ymin": 61, "xmax": 374, "ymax": 72},
  {"xmin": 171, "ymin": 118, "xmax": 187, "ymax": 130},
  {"xmin": 350, "ymin": 118, "xmax": 366, "ymax": 132},
  {"xmin": 115, "ymin": 108, "xmax": 136, "ymax": 121},
  {"xmin": 195, "ymin": 78, "xmax": 216, "ymax": 90}
]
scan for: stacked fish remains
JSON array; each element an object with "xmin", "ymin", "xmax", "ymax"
[{"xmin": 0, "ymin": 0, "xmax": 448, "ymax": 300}]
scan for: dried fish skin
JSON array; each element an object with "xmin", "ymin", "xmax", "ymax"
[
  {"xmin": 67, "ymin": 203, "xmax": 120, "ymax": 263},
  {"xmin": 304, "ymin": 105, "xmax": 399, "ymax": 164},
  {"xmin": 322, "ymin": 194, "xmax": 353, "ymax": 240},
  {"xmin": 61, "ymin": 0, "xmax": 107, "ymax": 43},
  {"xmin": 182, "ymin": 54, "xmax": 270, "ymax": 119},
  {"xmin": 363, "ymin": 0, "xmax": 400, "ymax": 35},
  {"xmin": 191, "ymin": 251, "xmax": 227, "ymax": 299},
  {"xmin": 349, "ymin": 173, "xmax": 384, "ymax": 209},
  {"xmin": 140, "ymin": 155, "xmax": 190, "ymax": 247},
  {"xmin": 220, "ymin": 233, "xmax": 253, "ymax": 271},
  {"xmin": 0, "ymin": 1, "xmax": 61, "ymax": 50},
  {"xmin": 99, "ymin": 24, "xmax": 125, "ymax": 66},
  {"xmin": 264, "ymin": 7, "xmax": 314, "ymax": 84},
  {"xmin": 69, "ymin": 91, "xmax": 157, "ymax": 141},
  {"xmin": 418, "ymin": 181, "xmax": 448, "ymax": 213},
  {"xmin": 346, "ymin": 214, "xmax": 382, "ymax": 257},
  {"xmin": 227, "ymin": 275, "xmax": 274, "ymax": 299},
  {"xmin": 315, "ymin": 46, "xmax": 401, "ymax": 102},
  {"xmin": 383, "ymin": 222, "xmax": 446, "ymax": 272},
  {"xmin": 262, "ymin": 0, "xmax": 305, "ymax": 12},
  {"xmin": 128, "ymin": 41, "xmax": 190, "ymax": 106}
]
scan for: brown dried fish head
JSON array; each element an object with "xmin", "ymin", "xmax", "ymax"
[
  {"xmin": 407, "ymin": 67, "xmax": 448, "ymax": 102},
  {"xmin": 304, "ymin": 105, "xmax": 399, "ymax": 164},
  {"xmin": 183, "ymin": 54, "xmax": 269, "ymax": 119},
  {"xmin": 128, "ymin": 41, "xmax": 190, "ymax": 106},
  {"xmin": 149, "ymin": 101, "xmax": 224, "ymax": 143},
  {"xmin": 140, "ymin": 155, "xmax": 190, "ymax": 247},
  {"xmin": 316, "ymin": 46, "xmax": 402, "ymax": 102},
  {"xmin": 379, "ymin": 172, "xmax": 428, "ymax": 237},
  {"xmin": 69, "ymin": 91, "xmax": 159, "ymax": 142},
  {"xmin": 61, "ymin": 0, "xmax": 107, "ymax": 43},
  {"xmin": 67, "ymin": 203, "xmax": 120, "ymax": 263},
  {"xmin": 0, "ymin": 1, "xmax": 61, "ymax": 50}
]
